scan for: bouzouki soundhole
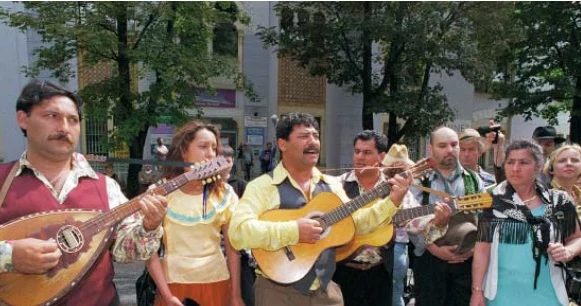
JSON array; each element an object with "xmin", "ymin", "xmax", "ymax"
[{"xmin": 56, "ymin": 225, "xmax": 84, "ymax": 253}]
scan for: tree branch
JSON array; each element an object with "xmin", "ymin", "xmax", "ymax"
[
  {"xmin": 132, "ymin": 11, "xmax": 158, "ymax": 50},
  {"xmin": 376, "ymin": 3, "xmax": 406, "ymax": 96},
  {"xmin": 333, "ymin": 7, "xmax": 363, "ymax": 75},
  {"xmin": 97, "ymin": 21, "xmax": 116, "ymax": 34}
]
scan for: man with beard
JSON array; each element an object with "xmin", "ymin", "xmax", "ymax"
[
  {"xmin": 229, "ymin": 113, "xmax": 412, "ymax": 306},
  {"xmin": 410, "ymin": 126, "xmax": 484, "ymax": 306}
]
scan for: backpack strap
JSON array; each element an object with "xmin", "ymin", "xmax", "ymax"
[{"xmin": 421, "ymin": 177, "xmax": 431, "ymax": 206}]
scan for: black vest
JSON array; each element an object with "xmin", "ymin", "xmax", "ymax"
[
  {"xmin": 343, "ymin": 178, "xmax": 392, "ymax": 271},
  {"xmin": 271, "ymin": 173, "xmax": 334, "ymax": 294}
]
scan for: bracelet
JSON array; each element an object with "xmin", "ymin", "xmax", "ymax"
[{"xmin": 472, "ymin": 285, "xmax": 483, "ymax": 292}]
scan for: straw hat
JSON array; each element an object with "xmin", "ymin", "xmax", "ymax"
[
  {"xmin": 459, "ymin": 128, "xmax": 487, "ymax": 151},
  {"xmin": 382, "ymin": 144, "xmax": 415, "ymax": 167}
]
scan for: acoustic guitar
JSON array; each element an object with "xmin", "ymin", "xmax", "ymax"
[
  {"xmin": 335, "ymin": 192, "xmax": 493, "ymax": 261},
  {"xmin": 0, "ymin": 157, "xmax": 230, "ymax": 306},
  {"xmin": 251, "ymin": 157, "xmax": 435, "ymax": 284}
]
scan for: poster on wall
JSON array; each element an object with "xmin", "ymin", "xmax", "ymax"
[{"xmin": 246, "ymin": 127, "xmax": 264, "ymax": 146}]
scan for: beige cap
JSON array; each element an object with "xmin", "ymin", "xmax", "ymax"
[
  {"xmin": 382, "ymin": 144, "xmax": 415, "ymax": 167},
  {"xmin": 459, "ymin": 128, "xmax": 486, "ymax": 151}
]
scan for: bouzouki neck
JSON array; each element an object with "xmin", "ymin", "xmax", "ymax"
[{"xmin": 85, "ymin": 158, "xmax": 229, "ymax": 232}]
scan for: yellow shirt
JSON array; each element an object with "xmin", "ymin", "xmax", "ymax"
[
  {"xmin": 162, "ymin": 185, "xmax": 238, "ymax": 283},
  {"xmin": 228, "ymin": 163, "xmax": 399, "ymax": 252}
]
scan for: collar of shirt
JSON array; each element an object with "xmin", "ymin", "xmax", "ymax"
[
  {"xmin": 16, "ymin": 151, "xmax": 99, "ymax": 202},
  {"xmin": 271, "ymin": 162, "xmax": 331, "ymax": 185},
  {"xmin": 428, "ymin": 164, "xmax": 465, "ymax": 183},
  {"xmin": 271, "ymin": 162, "xmax": 334, "ymax": 200},
  {"xmin": 341, "ymin": 170, "xmax": 387, "ymax": 193}
]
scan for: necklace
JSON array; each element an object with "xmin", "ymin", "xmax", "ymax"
[{"xmin": 522, "ymin": 195, "xmax": 537, "ymax": 205}]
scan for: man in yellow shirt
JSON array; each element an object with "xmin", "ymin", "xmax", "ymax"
[{"xmin": 229, "ymin": 112, "xmax": 411, "ymax": 306}]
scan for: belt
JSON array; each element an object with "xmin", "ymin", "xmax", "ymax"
[{"xmin": 344, "ymin": 261, "xmax": 382, "ymax": 271}]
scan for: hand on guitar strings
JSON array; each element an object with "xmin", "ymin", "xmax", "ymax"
[
  {"xmin": 297, "ymin": 218, "xmax": 323, "ymax": 244},
  {"xmin": 433, "ymin": 202, "xmax": 453, "ymax": 227},
  {"xmin": 387, "ymin": 173, "xmax": 412, "ymax": 207},
  {"xmin": 11, "ymin": 238, "xmax": 62, "ymax": 274},
  {"xmin": 139, "ymin": 194, "xmax": 169, "ymax": 231}
]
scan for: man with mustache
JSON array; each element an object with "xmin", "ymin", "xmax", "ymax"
[
  {"xmin": 331, "ymin": 130, "xmax": 394, "ymax": 306},
  {"xmin": 0, "ymin": 80, "xmax": 168, "ymax": 306},
  {"xmin": 229, "ymin": 113, "xmax": 412, "ymax": 306},
  {"xmin": 410, "ymin": 126, "xmax": 484, "ymax": 306}
]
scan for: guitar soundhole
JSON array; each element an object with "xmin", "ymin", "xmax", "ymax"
[{"xmin": 56, "ymin": 225, "xmax": 85, "ymax": 253}]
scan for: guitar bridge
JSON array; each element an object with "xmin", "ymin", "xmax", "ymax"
[{"xmin": 283, "ymin": 246, "xmax": 295, "ymax": 261}]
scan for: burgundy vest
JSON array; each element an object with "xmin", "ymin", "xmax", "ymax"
[{"xmin": 0, "ymin": 161, "xmax": 117, "ymax": 306}]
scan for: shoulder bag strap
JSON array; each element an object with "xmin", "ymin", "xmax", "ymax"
[{"xmin": 0, "ymin": 162, "xmax": 20, "ymax": 209}]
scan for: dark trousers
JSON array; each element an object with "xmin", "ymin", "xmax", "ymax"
[
  {"xmin": 412, "ymin": 250, "xmax": 472, "ymax": 306},
  {"xmin": 240, "ymin": 252, "xmax": 256, "ymax": 306},
  {"xmin": 332, "ymin": 247, "xmax": 393, "ymax": 306}
]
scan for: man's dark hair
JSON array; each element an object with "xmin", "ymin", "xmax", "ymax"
[
  {"xmin": 16, "ymin": 80, "xmax": 82, "ymax": 136},
  {"xmin": 276, "ymin": 112, "xmax": 319, "ymax": 141},
  {"xmin": 353, "ymin": 130, "xmax": 388, "ymax": 153}
]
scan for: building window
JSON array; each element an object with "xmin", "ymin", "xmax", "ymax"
[
  {"xmin": 213, "ymin": 23, "xmax": 238, "ymax": 57},
  {"xmin": 213, "ymin": 1, "xmax": 238, "ymax": 57}
]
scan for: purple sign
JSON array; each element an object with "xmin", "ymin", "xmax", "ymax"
[
  {"xmin": 195, "ymin": 88, "xmax": 236, "ymax": 108},
  {"xmin": 151, "ymin": 124, "xmax": 175, "ymax": 134}
]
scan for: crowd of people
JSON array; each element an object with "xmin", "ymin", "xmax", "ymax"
[{"xmin": 1, "ymin": 80, "xmax": 581, "ymax": 306}]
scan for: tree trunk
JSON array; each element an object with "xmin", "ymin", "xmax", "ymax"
[
  {"xmin": 361, "ymin": 2, "xmax": 373, "ymax": 130},
  {"xmin": 387, "ymin": 112, "xmax": 399, "ymax": 148},
  {"xmin": 116, "ymin": 3, "xmax": 142, "ymax": 197},
  {"xmin": 571, "ymin": 77, "xmax": 581, "ymax": 144},
  {"xmin": 127, "ymin": 130, "xmax": 148, "ymax": 197}
]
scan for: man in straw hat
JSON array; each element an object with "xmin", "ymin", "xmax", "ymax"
[
  {"xmin": 459, "ymin": 128, "xmax": 497, "ymax": 188},
  {"xmin": 382, "ymin": 143, "xmax": 451, "ymax": 306},
  {"xmin": 410, "ymin": 126, "xmax": 485, "ymax": 306}
]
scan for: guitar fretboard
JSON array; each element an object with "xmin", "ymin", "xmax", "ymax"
[
  {"xmin": 322, "ymin": 181, "xmax": 392, "ymax": 227},
  {"xmin": 392, "ymin": 204, "xmax": 437, "ymax": 224}
]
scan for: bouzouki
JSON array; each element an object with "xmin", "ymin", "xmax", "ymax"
[
  {"xmin": 335, "ymin": 191, "xmax": 493, "ymax": 261},
  {"xmin": 251, "ymin": 157, "xmax": 435, "ymax": 285},
  {"xmin": 0, "ymin": 157, "xmax": 231, "ymax": 306}
]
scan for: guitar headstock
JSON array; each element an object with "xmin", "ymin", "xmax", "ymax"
[
  {"xmin": 409, "ymin": 157, "xmax": 436, "ymax": 180},
  {"xmin": 455, "ymin": 193, "xmax": 493, "ymax": 211},
  {"xmin": 183, "ymin": 156, "xmax": 232, "ymax": 184}
]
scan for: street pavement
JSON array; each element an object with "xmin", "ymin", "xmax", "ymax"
[{"xmin": 114, "ymin": 262, "xmax": 144, "ymax": 306}]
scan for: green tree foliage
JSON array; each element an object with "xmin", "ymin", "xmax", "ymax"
[
  {"xmin": 475, "ymin": 2, "xmax": 581, "ymax": 144},
  {"xmin": 0, "ymin": 1, "xmax": 248, "ymax": 196},
  {"xmin": 258, "ymin": 1, "xmax": 504, "ymax": 145}
]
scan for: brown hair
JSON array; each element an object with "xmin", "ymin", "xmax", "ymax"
[{"xmin": 162, "ymin": 120, "xmax": 224, "ymax": 196}]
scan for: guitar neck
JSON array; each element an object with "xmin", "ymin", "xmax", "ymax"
[
  {"xmin": 324, "ymin": 180, "xmax": 392, "ymax": 226},
  {"xmin": 87, "ymin": 171, "xmax": 198, "ymax": 230},
  {"xmin": 392, "ymin": 204, "xmax": 436, "ymax": 224}
]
